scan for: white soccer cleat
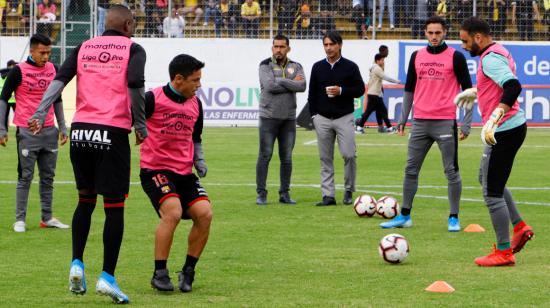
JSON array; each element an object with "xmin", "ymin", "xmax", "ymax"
[
  {"xmin": 40, "ymin": 217, "xmax": 70, "ymax": 229},
  {"xmin": 96, "ymin": 272, "xmax": 129, "ymax": 304},
  {"xmin": 13, "ymin": 221, "xmax": 26, "ymax": 232}
]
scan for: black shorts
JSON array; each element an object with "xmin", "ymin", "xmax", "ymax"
[
  {"xmin": 140, "ymin": 169, "xmax": 209, "ymax": 220},
  {"xmin": 70, "ymin": 123, "xmax": 130, "ymax": 198}
]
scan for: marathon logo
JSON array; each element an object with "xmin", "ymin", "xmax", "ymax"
[
  {"xmin": 419, "ymin": 62, "xmax": 444, "ymax": 68},
  {"xmin": 71, "ymin": 129, "xmax": 112, "ymax": 144},
  {"xmin": 163, "ymin": 113, "xmax": 194, "ymax": 121},
  {"xmin": 25, "ymin": 72, "xmax": 55, "ymax": 78},
  {"xmin": 84, "ymin": 43, "xmax": 127, "ymax": 50}
]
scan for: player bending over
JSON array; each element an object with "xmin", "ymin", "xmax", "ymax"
[{"xmin": 140, "ymin": 54, "xmax": 212, "ymax": 292}]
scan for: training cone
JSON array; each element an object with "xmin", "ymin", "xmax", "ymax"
[
  {"xmin": 464, "ymin": 224, "xmax": 486, "ymax": 232},
  {"xmin": 425, "ymin": 281, "xmax": 455, "ymax": 293}
]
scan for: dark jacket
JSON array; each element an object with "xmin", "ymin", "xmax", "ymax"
[{"xmin": 308, "ymin": 57, "xmax": 364, "ymax": 119}]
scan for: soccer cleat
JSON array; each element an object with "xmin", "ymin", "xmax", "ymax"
[
  {"xmin": 380, "ymin": 214, "xmax": 412, "ymax": 228},
  {"xmin": 13, "ymin": 221, "xmax": 26, "ymax": 232},
  {"xmin": 447, "ymin": 217, "xmax": 461, "ymax": 232},
  {"xmin": 511, "ymin": 224, "xmax": 534, "ymax": 254},
  {"xmin": 315, "ymin": 196, "xmax": 336, "ymax": 206},
  {"xmin": 178, "ymin": 267, "xmax": 195, "ymax": 293},
  {"xmin": 96, "ymin": 272, "xmax": 129, "ymax": 304},
  {"xmin": 40, "ymin": 217, "xmax": 70, "ymax": 229},
  {"xmin": 256, "ymin": 194, "xmax": 267, "ymax": 206},
  {"xmin": 386, "ymin": 127, "xmax": 397, "ymax": 134},
  {"xmin": 343, "ymin": 191, "xmax": 353, "ymax": 205},
  {"xmin": 69, "ymin": 259, "xmax": 86, "ymax": 295},
  {"xmin": 279, "ymin": 192, "xmax": 296, "ymax": 205},
  {"xmin": 151, "ymin": 269, "xmax": 174, "ymax": 291},
  {"xmin": 474, "ymin": 245, "xmax": 515, "ymax": 267},
  {"xmin": 377, "ymin": 126, "xmax": 387, "ymax": 133},
  {"xmin": 355, "ymin": 126, "xmax": 365, "ymax": 134}
]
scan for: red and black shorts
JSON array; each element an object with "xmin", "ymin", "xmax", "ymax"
[
  {"xmin": 70, "ymin": 123, "xmax": 130, "ymax": 199},
  {"xmin": 140, "ymin": 169, "xmax": 209, "ymax": 220}
]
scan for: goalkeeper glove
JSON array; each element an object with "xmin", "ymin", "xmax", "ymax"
[
  {"xmin": 481, "ymin": 107, "xmax": 505, "ymax": 146},
  {"xmin": 454, "ymin": 88, "xmax": 477, "ymax": 110}
]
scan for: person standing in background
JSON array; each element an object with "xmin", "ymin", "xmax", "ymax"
[
  {"xmin": 308, "ymin": 31, "xmax": 364, "ymax": 206},
  {"xmin": 256, "ymin": 34, "xmax": 306, "ymax": 205}
]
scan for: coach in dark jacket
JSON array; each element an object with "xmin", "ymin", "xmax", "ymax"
[{"xmin": 308, "ymin": 31, "xmax": 364, "ymax": 206}]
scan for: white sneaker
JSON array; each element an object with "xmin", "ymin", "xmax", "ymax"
[
  {"xmin": 13, "ymin": 221, "xmax": 26, "ymax": 232},
  {"xmin": 390, "ymin": 24, "xmax": 395, "ymax": 29},
  {"xmin": 40, "ymin": 217, "xmax": 70, "ymax": 229},
  {"xmin": 377, "ymin": 24, "xmax": 382, "ymax": 29}
]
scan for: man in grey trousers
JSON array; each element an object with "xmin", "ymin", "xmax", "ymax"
[
  {"xmin": 308, "ymin": 31, "xmax": 365, "ymax": 206},
  {"xmin": 0, "ymin": 34, "xmax": 69, "ymax": 232},
  {"xmin": 256, "ymin": 34, "xmax": 306, "ymax": 205},
  {"xmin": 380, "ymin": 16, "xmax": 472, "ymax": 231}
]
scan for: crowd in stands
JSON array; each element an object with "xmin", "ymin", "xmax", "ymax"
[{"xmin": 0, "ymin": 0, "xmax": 549, "ymax": 40}]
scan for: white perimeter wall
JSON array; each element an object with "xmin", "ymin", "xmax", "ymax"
[{"xmin": 2, "ymin": 37, "xmax": 549, "ymax": 126}]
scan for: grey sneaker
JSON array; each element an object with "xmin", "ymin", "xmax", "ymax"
[
  {"xmin": 256, "ymin": 194, "xmax": 267, "ymax": 205},
  {"xmin": 343, "ymin": 191, "xmax": 353, "ymax": 205},
  {"xmin": 151, "ymin": 269, "xmax": 174, "ymax": 291},
  {"xmin": 178, "ymin": 267, "xmax": 195, "ymax": 293},
  {"xmin": 279, "ymin": 192, "xmax": 296, "ymax": 204}
]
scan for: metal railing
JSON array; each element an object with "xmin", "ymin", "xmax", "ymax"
[{"xmin": 1, "ymin": 0, "xmax": 549, "ymax": 64}]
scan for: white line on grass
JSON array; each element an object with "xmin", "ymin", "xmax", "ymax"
[
  {"xmin": 303, "ymin": 139, "xmax": 550, "ymax": 148},
  {"xmin": 2, "ymin": 180, "xmax": 549, "ymax": 206}
]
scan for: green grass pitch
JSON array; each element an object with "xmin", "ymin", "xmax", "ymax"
[{"xmin": 0, "ymin": 127, "xmax": 549, "ymax": 307}]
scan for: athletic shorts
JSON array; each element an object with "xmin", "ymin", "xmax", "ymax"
[
  {"xmin": 140, "ymin": 169, "xmax": 209, "ymax": 220},
  {"xmin": 70, "ymin": 123, "xmax": 130, "ymax": 198}
]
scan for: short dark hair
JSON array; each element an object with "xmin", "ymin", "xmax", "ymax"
[
  {"xmin": 273, "ymin": 34, "xmax": 289, "ymax": 46},
  {"xmin": 379, "ymin": 45, "xmax": 388, "ymax": 52},
  {"xmin": 374, "ymin": 53, "xmax": 384, "ymax": 62},
  {"xmin": 425, "ymin": 16, "xmax": 447, "ymax": 30},
  {"xmin": 461, "ymin": 17, "xmax": 491, "ymax": 36},
  {"xmin": 169, "ymin": 54, "xmax": 205, "ymax": 80},
  {"xmin": 30, "ymin": 34, "xmax": 52, "ymax": 48},
  {"xmin": 322, "ymin": 31, "xmax": 343, "ymax": 45},
  {"xmin": 7, "ymin": 60, "xmax": 17, "ymax": 67}
]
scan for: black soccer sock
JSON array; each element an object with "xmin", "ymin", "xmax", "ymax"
[
  {"xmin": 102, "ymin": 199, "xmax": 125, "ymax": 276},
  {"xmin": 72, "ymin": 194, "xmax": 97, "ymax": 262},
  {"xmin": 183, "ymin": 255, "xmax": 199, "ymax": 271},
  {"xmin": 449, "ymin": 214, "xmax": 458, "ymax": 219},
  {"xmin": 401, "ymin": 208, "xmax": 411, "ymax": 216},
  {"xmin": 155, "ymin": 260, "xmax": 167, "ymax": 271}
]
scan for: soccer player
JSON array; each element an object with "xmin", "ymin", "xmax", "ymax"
[
  {"xmin": 140, "ymin": 54, "xmax": 212, "ymax": 292},
  {"xmin": 256, "ymin": 34, "xmax": 306, "ymax": 205},
  {"xmin": 0, "ymin": 34, "xmax": 69, "ymax": 233},
  {"xmin": 308, "ymin": 31, "xmax": 365, "ymax": 206},
  {"xmin": 457, "ymin": 17, "xmax": 533, "ymax": 266},
  {"xmin": 355, "ymin": 53, "xmax": 400, "ymax": 134},
  {"xmin": 1, "ymin": 60, "xmax": 18, "ymax": 129},
  {"xmin": 29, "ymin": 5, "xmax": 147, "ymax": 303},
  {"xmin": 380, "ymin": 16, "xmax": 473, "ymax": 231}
]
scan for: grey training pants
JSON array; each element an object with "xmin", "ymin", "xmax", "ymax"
[{"xmin": 15, "ymin": 126, "xmax": 59, "ymax": 222}]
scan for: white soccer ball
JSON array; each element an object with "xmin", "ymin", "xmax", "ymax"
[
  {"xmin": 353, "ymin": 194, "xmax": 377, "ymax": 217},
  {"xmin": 376, "ymin": 196, "xmax": 400, "ymax": 219},
  {"xmin": 378, "ymin": 233, "xmax": 409, "ymax": 264}
]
